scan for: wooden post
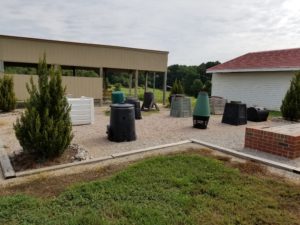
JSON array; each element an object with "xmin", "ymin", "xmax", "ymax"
[
  {"xmin": 100, "ymin": 68, "xmax": 105, "ymax": 106},
  {"xmin": 153, "ymin": 72, "xmax": 156, "ymax": 94},
  {"xmin": 134, "ymin": 70, "xmax": 138, "ymax": 97},
  {"xmin": 163, "ymin": 71, "xmax": 167, "ymax": 105},
  {"xmin": 53, "ymin": 64, "xmax": 60, "ymax": 71},
  {"xmin": 72, "ymin": 66, "xmax": 76, "ymax": 76},
  {"xmin": 99, "ymin": 67, "xmax": 103, "ymax": 78},
  {"xmin": 145, "ymin": 72, "xmax": 148, "ymax": 92},
  {"xmin": 129, "ymin": 72, "xmax": 133, "ymax": 96},
  {"xmin": 0, "ymin": 61, "xmax": 4, "ymax": 75}
]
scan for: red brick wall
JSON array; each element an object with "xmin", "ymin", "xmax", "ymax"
[{"xmin": 245, "ymin": 127, "xmax": 300, "ymax": 159}]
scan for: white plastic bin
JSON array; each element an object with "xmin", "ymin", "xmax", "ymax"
[{"xmin": 67, "ymin": 96, "xmax": 95, "ymax": 125}]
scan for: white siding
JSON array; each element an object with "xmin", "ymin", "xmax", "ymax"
[{"xmin": 211, "ymin": 71, "xmax": 294, "ymax": 110}]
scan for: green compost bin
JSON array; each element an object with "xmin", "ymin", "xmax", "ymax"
[
  {"xmin": 111, "ymin": 91, "xmax": 125, "ymax": 104},
  {"xmin": 193, "ymin": 92, "xmax": 210, "ymax": 129}
]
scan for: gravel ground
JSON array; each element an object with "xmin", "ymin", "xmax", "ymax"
[{"xmin": 0, "ymin": 106, "xmax": 299, "ymax": 168}]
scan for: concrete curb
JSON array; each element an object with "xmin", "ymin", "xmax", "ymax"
[
  {"xmin": 0, "ymin": 139, "xmax": 16, "ymax": 179},
  {"xmin": 190, "ymin": 139, "xmax": 300, "ymax": 174},
  {"xmin": 111, "ymin": 140, "xmax": 192, "ymax": 158},
  {"xmin": 13, "ymin": 140, "xmax": 192, "ymax": 178},
  {"xmin": 2, "ymin": 138, "xmax": 299, "ymax": 179},
  {"xmin": 16, "ymin": 156, "xmax": 113, "ymax": 178}
]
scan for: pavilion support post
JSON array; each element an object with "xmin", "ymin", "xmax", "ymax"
[
  {"xmin": 144, "ymin": 72, "xmax": 148, "ymax": 92},
  {"xmin": 134, "ymin": 70, "xmax": 138, "ymax": 98},
  {"xmin": 129, "ymin": 72, "xmax": 133, "ymax": 96},
  {"xmin": 99, "ymin": 67, "xmax": 104, "ymax": 92},
  {"xmin": 98, "ymin": 67, "xmax": 105, "ymax": 106},
  {"xmin": 53, "ymin": 64, "xmax": 60, "ymax": 71},
  {"xmin": 99, "ymin": 67, "xmax": 104, "ymax": 78},
  {"xmin": 0, "ymin": 61, "xmax": 4, "ymax": 75},
  {"xmin": 72, "ymin": 66, "xmax": 76, "ymax": 76},
  {"xmin": 163, "ymin": 71, "xmax": 167, "ymax": 105},
  {"xmin": 153, "ymin": 72, "xmax": 156, "ymax": 93}
]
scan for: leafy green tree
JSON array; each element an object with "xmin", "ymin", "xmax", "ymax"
[
  {"xmin": 5, "ymin": 66, "xmax": 37, "ymax": 75},
  {"xmin": 14, "ymin": 55, "xmax": 73, "ymax": 160},
  {"xmin": 280, "ymin": 72, "xmax": 300, "ymax": 121},
  {"xmin": 202, "ymin": 80, "xmax": 212, "ymax": 96},
  {"xmin": 191, "ymin": 79, "xmax": 203, "ymax": 97},
  {"xmin": 76, "ymin": 69, "xmax": 98, "ymax": 77},
  {"xmin": 166, "ymin": 62, "xmax": 220, "ymax": 96},
  {"xmin": 0, "ymin": 75, "xmax": 16, "ymax": 112},
  {"xmin": 114, "ymin": 83, "xmax": 122, "ymax": 91}
]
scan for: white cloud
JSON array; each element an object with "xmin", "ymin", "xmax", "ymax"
[{"xmin": 1, "ymin": 0, "xmax": 300, "ymax": 65}]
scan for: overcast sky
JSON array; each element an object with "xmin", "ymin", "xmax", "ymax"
[{"xmin": 1, "ymin": 0, "xmax": 300, "ymax": 65}]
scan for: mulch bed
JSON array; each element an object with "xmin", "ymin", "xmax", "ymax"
[{"xmin": 9, "ymin": 147, "xmax": 78, "ymax": 172}]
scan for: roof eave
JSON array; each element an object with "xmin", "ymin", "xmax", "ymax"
[
  {"xmin": 208, "ymin": 67, "xmax": 300, "ymax": 73},
  {"xmin": 0, "ymin": 34, "xmax": 169, "ymax": 54}
]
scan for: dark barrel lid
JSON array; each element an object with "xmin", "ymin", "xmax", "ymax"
[
  {"xmin": 110, "ymin": 103, "xmax": 134, "ymax": 108},
  {"xmin": 230, "ymin": 101, "xmax": 242, "ymax": 104}
]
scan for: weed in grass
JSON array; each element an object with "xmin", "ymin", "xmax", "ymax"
[
  {"xmin": 214, "ymin": 155, "xmax": 232, "ymax": 162},
  {"xmin": 141, "ymin": 110, "xmax": 160, "ymax": 116},
  {"xmin": 104, "ymin": 109, "xmax": 110, "ymax": 116},
  {"xmin": 231, "ymin": 160, "xmax": 268, "ymax": 175}
]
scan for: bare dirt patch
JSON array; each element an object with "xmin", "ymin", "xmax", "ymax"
[
  {"xmin": 230, "ymin": 160, "xmax": 268, "ymax": 175},
  {"xmin": 0, "ymin": 160, "xmax": 128, "ymax": 198},
  {"xmin": 9, "ymin": 144, "xmax": 88, "ymax": 172},
  {"xmin": 0, "ymin": 120, "xmax": 7, "ymax": 127},
  {"xmin": 10, "ymin": 148, "xmax": 75, "ymax": 172}
]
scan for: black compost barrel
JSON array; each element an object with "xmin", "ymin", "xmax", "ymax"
[
  {"xmin": 107, "ymin": 104, "xmax": 136, "ymax": 142},
  {"xmin": 143, "ymin": 92, "xmax": 154, "ymax": 109},
  {"xmin": 247, "ymin": 107, "xmax": 269, "ymax": 122},
  {"xmin": 222, "ymin": 101, "xmax": 247, "ymax": 125},
  {"xmin": 125, "ymin": 97, "xmax": 142, "ymax": 120}
]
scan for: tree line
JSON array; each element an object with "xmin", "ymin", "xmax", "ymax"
[
  {"xmin": 5, "ymin": 61, "xmax": 221, "ymax": 97},
  {"xmin": 166, "ymin": 62, "xmax": 220, "ymax": 96},
  {"xmin": 106, "ymin": 61, "xmax": 220, "ymax": 97}
]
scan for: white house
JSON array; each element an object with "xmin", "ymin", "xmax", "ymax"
[{"xmin": 207, "ymin": 48, "xmax": 300, "ymax": 110}]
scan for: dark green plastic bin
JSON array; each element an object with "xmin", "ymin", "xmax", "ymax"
[{"xmin": 111, "ymin": 91, "xmax": 125, "ymax": 104}]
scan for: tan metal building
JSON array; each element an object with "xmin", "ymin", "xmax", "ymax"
[{"xmin": 0, "ymin": 35, "xmax": 169, "ymax": 104}]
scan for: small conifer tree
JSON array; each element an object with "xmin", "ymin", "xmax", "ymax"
[
  {"xmin": 280, "ymin": 72, "xmax": 300, "ymax": 121},
  {"xmin": 0, "ymin": 75, "xmax": 16, "ymax": 112},
  {"xmin": 177, "ymin": 79, "xmax": 184, "ymax": 94},
  {"xmin": 191, "ymin": 79, "xmax": 204, "ymax": 98},
  {"xmin": 14, "ymin": 55, "xmax": 73, "ymax": 159},
  {"xmin": 169, "ymin": 79, "xmax": 184, "ymax": 103}
]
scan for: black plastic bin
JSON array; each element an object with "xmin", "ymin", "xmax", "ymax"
[
  {"xmin": 143, "ymin": 92, "xmax": 154, "ymax": 109},
  {"xmin": 125, "ymin": 97, "xmax": 142, "ymax": 120},
  {"xmin": 222, "ymin": 101, "xmax": 247, "ymax": 125},
  {"xmin": 107, "ymin": 104, "xmax": 136, "ymax": 142},
  {"xmin": 247, "ymin": 107, "xmax": 269, "ymax": 122}
]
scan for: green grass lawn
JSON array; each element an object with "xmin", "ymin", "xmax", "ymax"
[
  {"xmin": 121, "ymin": 86, "xmax": 197, "ymax": 106},
  {"xmin": 269, "ymin": 110, "xmax": 282, "ymax": 118},
  {"xmin": 121, "ymin": 86, "xmax": 169, "ymax": 104},
  {"xmin": 0, "ymin": 154, "xmax": 299, "ymax": 225}
]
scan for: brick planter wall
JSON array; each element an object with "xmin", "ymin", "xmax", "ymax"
[{"xmin": 245, "ymin": 124, "xmax": 300, "ymax": 159}]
